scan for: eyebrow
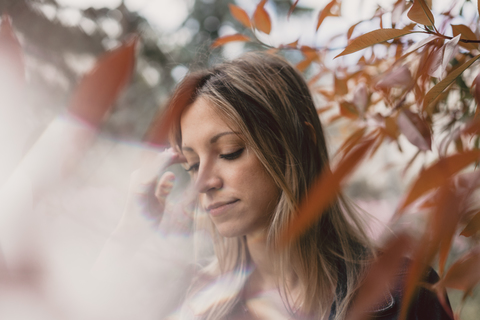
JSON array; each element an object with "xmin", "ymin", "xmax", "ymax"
[{"xmin": 181, "ymin": 131, "xmax": 240, "ymax": 152}]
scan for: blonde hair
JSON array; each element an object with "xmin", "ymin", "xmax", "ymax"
[{"xmin": 159, "ymin": 52, "xmax": 373, "ymax": 319}]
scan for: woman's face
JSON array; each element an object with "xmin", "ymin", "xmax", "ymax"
[{"xmin": 180, "ymin": 97, "xmax": 280, "ymax": 238}]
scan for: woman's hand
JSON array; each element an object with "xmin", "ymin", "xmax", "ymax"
[{"xmin": 113, "ymin": 148, "xmax": 186, "ymax": 245}]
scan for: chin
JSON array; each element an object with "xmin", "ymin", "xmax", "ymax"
[
  {"xmin": 212, "ymin": 221, "xmax": 249, "ymax": 238},
  {"xmin": 215, "ymin": 226, "xmax": 245, "ymax": 238}
]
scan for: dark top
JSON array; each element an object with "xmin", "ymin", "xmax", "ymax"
[
  {"xmin": 365, "ymin": 262, "xmax": 452, "ymax": 320},
  {"xmin": 229, "ymin": 259, "xmax": 452, "ymax": 320}
]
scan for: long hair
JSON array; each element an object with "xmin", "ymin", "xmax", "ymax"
[{"xmin": 160, "ymin": 52, "xmax": 373, "ymax": 319}]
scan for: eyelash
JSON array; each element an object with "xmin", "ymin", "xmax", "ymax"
[{"xmin": 185, "ymin": 148, "xmax": 245, "ymax": 172}]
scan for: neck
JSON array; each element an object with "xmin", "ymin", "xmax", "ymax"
[{"xmin": 245, "ymin": 230, "xmax": 298, "ymax": 296}]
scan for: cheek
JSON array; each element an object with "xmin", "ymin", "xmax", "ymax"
[{"xmin": 238, "ymin": 158, "xmax": 279, "ymax": 210}]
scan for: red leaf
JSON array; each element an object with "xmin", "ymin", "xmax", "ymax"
[
  {"xmin": 442, "ymin": 248, "xmax": 480, "ymax": 293},
  {"xmin": 461, "ymin": 210, "xmax": 480, "ymax": 237},
  {"xmin": 339, "ymin": 100, "xmax": 358, "ymax": 119},
  {"xmin": 287, "ymin": 0, "xmax": 300, "ymax": 19},
  {"xmin": 229, "ymin": 4, "xmax": 252, "ymax": 29},
  {"xmin": 399, "ymin": 150, "xmax": 480, "ymax": 211},
  {"xmin": 334, "ymin": 74, "xmax": 348, "ymax": 96},
  {"xmin": 407, "ymin": 0, "xmax": 435, "ymax": 26},
  {"xmin": 253, "ymin": 0, "xmax": 271, "ymax": 34},
  {"xmin": 145, "ymin": 73, "xmax": 206, "ymax": 146},
  {"xmin": 280, "ymin": 136, "xmax": 377, "ymax": 245},
  {"xmin": 211, "ymin": 34, "xmax": 251, "ymax": 48},
  {"xmin": 316, "ymin": 0, "xmax": 337, "ymax": 31},
  {"xmin": 68, "ymin": 36, "xmax": 137, "ymax": 128},
  {"xmin": 335, "ymin": 28, "xmax": 413, "ymax": 58},
  {"xmin": 336, "ymin": 127, "xmax": 366, "ymax": 158},
  {"xmin": 376, "ymin": 65, "xmax": 413, "ymax": 89},
  {"xmin": 451, "ymin": 24, "xmax": 478, "ymax": 51},
  {"xmin": 397, "ymin": 109, "xmax": 431, "ymax": 151},
  {"xmin": 0, "ymin": 14, "xmax": 25, "ymax": 88},
  {"xmin": 347, "ymin": 233, "xmax": 413, "ymax": 320}
]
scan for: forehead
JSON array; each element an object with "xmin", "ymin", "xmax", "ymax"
[{"xmin": 180, "ymin": 97, "xmax": 239, "ymax": 146}]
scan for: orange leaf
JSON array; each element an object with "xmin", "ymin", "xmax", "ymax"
[
  {"xmin": 397, "ymin": 109, "xmax": 431, "ymax": 151},
  {"xmin": 335, "ymin": 28, "xmax": 414, "ymax": 58},
  {"xmin": 339, "ymin": 101, "xmax": 358, "ymax": 119},
  {"xmin": 423, "ymin": 54, "xmax": 480, "ymax": 110},
  {"xmin": 316, "ymin": 0, "xmax": 337, "ymax": 31},
  {"xmin": 461, "ymin": 210, "xmax": 480, "ymax": 237},
  {"xmin": 461, "ymin": 116, "xmax": 480, "ymax": 136},
  {"xmin": 399, "ymin": 150, "xmax": 480, "ymax": 210},
  {"xmin": 336, "ymin": 127, "xmax": 366, "ymax": 158},
  {"xmin": 376, "ymin": 65, "xmax": 413, "ymax": 89},
  {"xmin": 347, "ymin": 233, "xmax": 413, "ymax": 320},
  {"xmin": 280, "ymin": 137, "xmax": 376, "ymax": 245},
  {"xmin": 334, "ymin": 74, "xmax": 348, "ymax": 96},
  {"xmin": 296, "ymin": 58, "xmax": 313, "ymax": 72},
  {"xmin": 287, "ymin": 0, "xmax": 300, "ymax": 19},
  {"xmin": 253, "ymin": 0, "xmax": 271, "ymax": 34},
  {"xmin": 442, "ymin": 248, "xmax": 480, "ymax": 293},
  {"xmin": 229, "ymin": 4, "xmax": 252, "ymax": 29},
  {"xmin": 211, "ymin": 34, "xmax": 251, "ymax": 48},
  {"xmin": 0, "ymin": 14, "xmax": 25, "ymax": 88},
  {"xmin": 452, "ymin": 24, "xmax": 478, "ymax": 51},
  {"xmin": 407, "ymin": 0, "xmax": 435, "ymax": 26},
  {"xmin": 385, "ymin": 116, "xmax": 399, "ymax": 139},
  {"xmin": 68, "ymin": 37, "xmax": 137, "ymax": 128},
  {"xmin": 145, "ymin": 73, "xmax": 207, "ymax": 146}
]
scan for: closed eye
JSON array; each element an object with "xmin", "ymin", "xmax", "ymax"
[
  {"xmin": 220, "ymin": 148, "xmax": 244, "ymax": 160},
  {"xmin": 185, "ymin": 163, "xmax": 199, "ymax": 172}
]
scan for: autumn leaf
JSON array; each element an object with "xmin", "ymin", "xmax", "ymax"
[
  {"xmin": 403, "ymin": 35, "xmax": 439, "ymax": 56},
  {"xmin": 347, "ymin": 21, "xmax": 362, "ymax": 39},
  {"xmin": 396, "ymin": 109, "xmax": 431, "ymax": 151},
  {"xmin": 423, "ymin": 54, "xmax": 480, "ymax": 110},
  {"xmin": 452, "ymin": 24, "xmax": 478, "ymax": 51},
  {"xmin": 253, "ymin": 0, "xmax": 271, "ymax": 34},
  {"xmin": 461, "ymin": 116, "xmax": 480, "ymax": 136},
  {"xmin": 347, "ymin": 233, "xmax": 413, "ymax": 320},
  {"xmin": 335, "ymin": 28, "xmax": 414, "ymax": 58},
  {"xmin": 441, "ymin": 248, "xmax": 480, "ymax": 294},
  {"xmin": 407, "ymin": 0, "xmax": 435, "ymax": 27},
  {"xmin": 461, "ymin": 210, "xmax": 480, "ymax": 237},
  {"xmin": 211, "ymin": 34, "xmax": 251, "ymax": 48},
  {"xmin": 428, "ymin": 35, "xmax": 460, "ymax": 79},
  {"xmin": 68, "ymin": 36, "xmax": 137, "ymax": 128},
  {"xmin": 398, "ymin": 150, "xmax": 480, "ymax": 211},
  {"xmin": 376, "ymin": 65, "xmax": 413, "ymax": 88},
  {"xmin": 145, "ymin": 73, "xmax": 207, "ymax": 146},
  {"xmin": 339, "ymin": 100, "xmax": 358, "ymax": 119},
  {"xmin": 334, "ymin": 74, "xmax": 348, "ymax": 95},
  {"xmin": 280, "ymin": 136, "xmax": 377, "ymax": 245},
  {"xmin": 316, "ymin": 0, "xmax": 337, "ymax": 31},
  {"xmin": 336, "ymin": 127, "xmax": 366, "ymax": 158},
  {"xmin": 287, "ymin": 0, "xmax": 300, "ymax": 19},
  {"xmin": 229, "ymin": 4, "xmax": 252, "ymax": 29}
]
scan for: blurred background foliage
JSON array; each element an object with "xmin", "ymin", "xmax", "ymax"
[{"xmin": 0, "ymin": 0, "xmax": 308, "ymax": 142}]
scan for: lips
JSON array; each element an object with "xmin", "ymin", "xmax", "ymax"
[{"xmin": 206, "ymin": 199, "xmax": 239, "ymax": 216}]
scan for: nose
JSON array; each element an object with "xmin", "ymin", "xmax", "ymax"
[{"xmin": 194, "ymin": 162, "xmax": 223, "ymax": 194}]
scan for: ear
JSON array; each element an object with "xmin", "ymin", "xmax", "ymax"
[{"xmin": 304, "ymin": 122, "xmax": 317, "ymax": 145}]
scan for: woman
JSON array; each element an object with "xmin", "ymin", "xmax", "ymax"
[{"xmin": 110, "ymin": 52, "xmax": 450, "ymax": 320}]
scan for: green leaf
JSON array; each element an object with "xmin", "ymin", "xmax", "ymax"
[{"xmin": 335, "ymin": 29, "xmax": 414, "ymax": 58}]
